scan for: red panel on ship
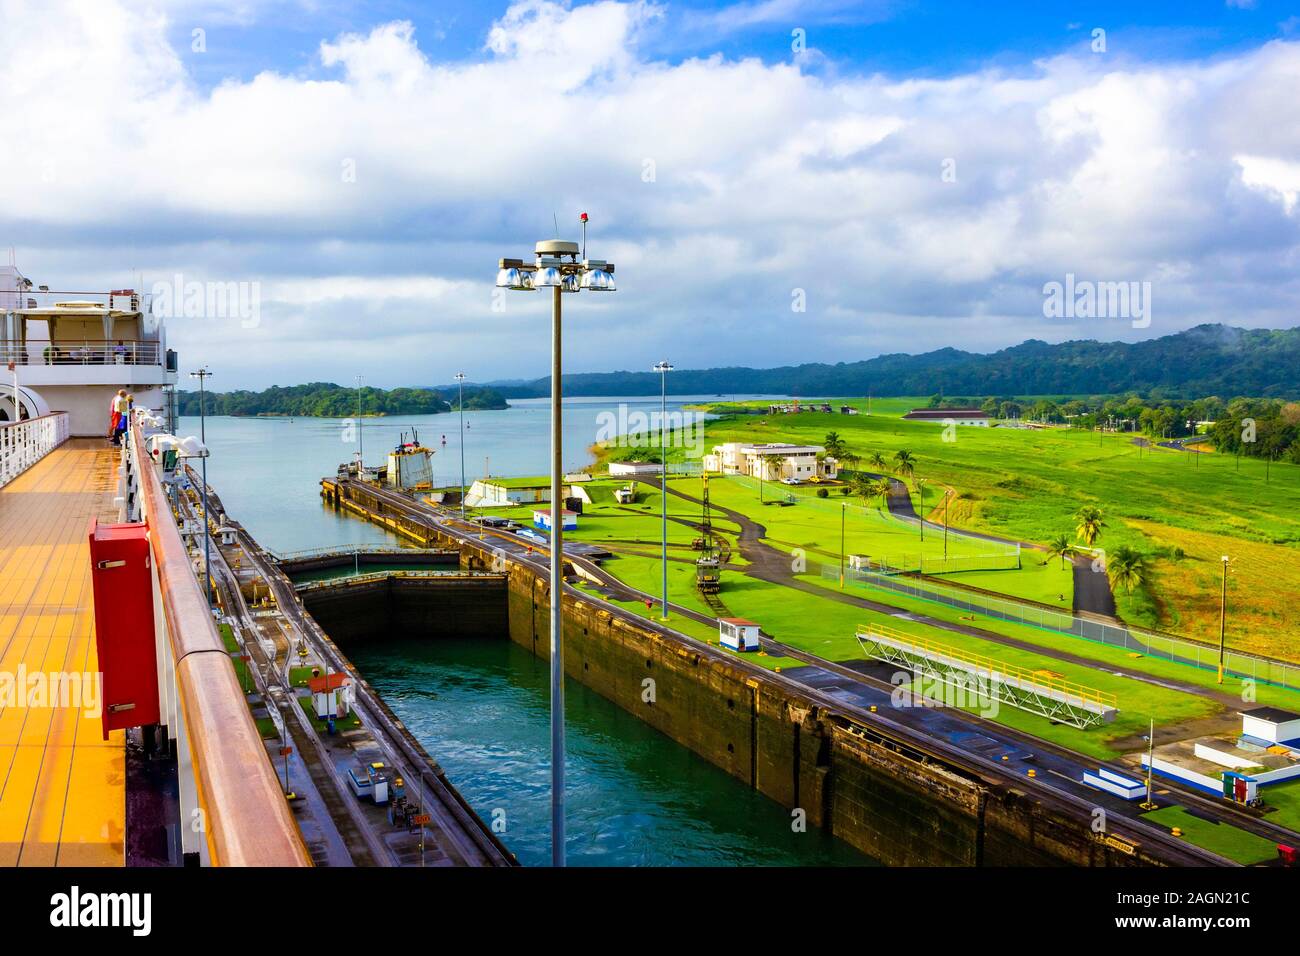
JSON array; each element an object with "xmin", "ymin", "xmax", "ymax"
[{"xmin": 87, "ymin": 518, "xmax": 161, "ymax": 739}]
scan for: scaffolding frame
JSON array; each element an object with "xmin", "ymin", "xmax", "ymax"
[{"xmin": 856, "ymin": 625, "xmax": 1117, "ymax": 729}]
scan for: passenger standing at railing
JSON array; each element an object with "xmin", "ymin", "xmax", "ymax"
[
  {"xmin": 113, "ymin": 341, "xmax": 127, "ymax": 364},
  {"xmin": 108, "ymin": 389, "xmax": 129, "ymax": 445}
]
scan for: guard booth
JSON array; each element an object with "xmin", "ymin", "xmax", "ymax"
[
  {"xmin": 87, "ymin": 518, "xmax": 162, "ymax": 739},
  {"xmin": 719, "ymin": 618, "xmax": 761, "ymax": 652},
  {"xmin": 308, "ymin": 671, "xmax": 352, "ymax": 720}
]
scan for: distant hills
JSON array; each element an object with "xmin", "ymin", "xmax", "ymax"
[
  {"xmin": 449, "ymin": 325, "xmax": 1299, "ymax": 400},
  {"xmin": 175, "ymin": 382, "xmax": 508, "ymax": 417}
]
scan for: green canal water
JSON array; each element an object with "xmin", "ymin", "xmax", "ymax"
[{"xmin": 348, "ymin": 636, "xmax": 872, "ymax": 867}]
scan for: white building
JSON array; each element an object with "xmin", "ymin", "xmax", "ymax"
[
  {"xmin": 702, "ymin": 442, "xmax": 838, "ymax": 481},
  {"xmin": 1, "ymin": 263, "xmax": 177, "ymax": 435},
  {"xmin": 608, "ymin": 460, "xmax": 662, "ymax": 477},
  {"xmin": 719, "ymin": 618, "xmax": 761, "ymax": 652}
]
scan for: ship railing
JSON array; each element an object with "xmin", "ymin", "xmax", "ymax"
[
  {"xmin": 2, "ymin": 288, "xmax": 147, "ymax": 313},
  {"xmin": 121, "ymin": 418, "xmax": 311, "ymax": 866},
  {"xmin": 0, "ymin": 411, "xmax": 68, "ymax": 488},
  {"xmin": 0, "ymin": 339, "xmax": 163, "ymax": 366}
]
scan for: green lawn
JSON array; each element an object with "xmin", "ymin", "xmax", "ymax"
[
  {"xmin": 668, "ymin": 399, "xmax": 1300, "ymax": 654},
  {"xmin": 1142, "ymin": 806, "xmax": 1280, "ymax": 865}
]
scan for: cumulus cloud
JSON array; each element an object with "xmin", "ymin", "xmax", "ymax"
[{"xmin": 1, "ymin": 0, "xmax": 1298, "ymax": 388}]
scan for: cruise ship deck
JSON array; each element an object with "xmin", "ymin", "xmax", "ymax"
[{"xmin": 0, "ymin": 439, "xmax": 124, "ymax": 866}]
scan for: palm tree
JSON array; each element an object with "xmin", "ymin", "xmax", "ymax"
[
  {"xmin": 852, "ymin": 473, "xmax": 876, "ymax": 505},
  {"xmin": 868, "ymin": 451, "xmax": 888, "ymax": 473},
  {"xmin": 1106, "ymin": 545, "xmax": 1148, "ymax": 594},
  {"xmin": 1044, "ymin": 533, "xmax": 1078, "ymax": 570},
  {"xmin": 823, "ymin": 431, "xmax": 846, "ymax": 458},
  {"xmin": 839, "ymin": 451, "xmax": 860, "ymax": 474},
  {"xmin": 893, "ymin": 449, "xmax": 916, "ymax": 482},
  {"xmin": 1074, "ymin": 505, "xmax": 1105, "ymax": 547},
  {"xmin": 868, "ymin": 476, "xmax": 893, "ymax": 512}
]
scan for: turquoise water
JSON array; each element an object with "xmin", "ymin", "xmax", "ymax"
[{"xmin": 349, "ymin": 636, "xmax": 871, "ymax": 867}]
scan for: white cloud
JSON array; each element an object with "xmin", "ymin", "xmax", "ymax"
[{"xmin": 1, "ymin": 0, "xmax": 1298, "ymax": 389}]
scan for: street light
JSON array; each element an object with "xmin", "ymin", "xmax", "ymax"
[
  {"xmin": 1218, "ymin": 555, "xmax": 1230, "ymax": 684},
  {"xmin": 839, "ymin": 500, "xmax": 847, "ymax": 588},
  {"xmin": 189, "ymin": 368, "xmax": 214, "ymax": 606},
  {"xmin": 455, "ymin": 372, "xmax": 467, "ymax": 523},
  {"xmin": 653, "ymin": 360, "xmax": 673, "ymax": 620},
  {"xmin": 355, "ymin": 374, "xmax": 364, "ymax": 471},
  {"xmin": 494, "ymin": 224, "xmax": 616, "ymax": 868}
]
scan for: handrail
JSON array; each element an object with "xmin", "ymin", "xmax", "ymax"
[
  {"xmin": 0, "ymin": 411, "xmax": 68, "ymax": 487},
  {"xmin": 132, "ymin": 421, "xmax": 310, "ymax": 866}
]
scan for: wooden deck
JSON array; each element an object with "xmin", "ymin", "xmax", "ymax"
[{"xmin": 0, "ymin": 439, "xmax": 124, "ymax": 866}]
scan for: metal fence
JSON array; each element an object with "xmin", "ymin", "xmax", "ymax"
[
  {"xmin": 0, "ymin": 411, "xmax": 68, "ymax": 487},
  {"xmin": 826, "ymin": 564, "xmax": 1300, "ymax": 691}
]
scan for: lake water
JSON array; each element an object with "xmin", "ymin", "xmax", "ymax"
[{"xmin": 179, "ymin": 393, "xmax": 772, "ymax": 553}]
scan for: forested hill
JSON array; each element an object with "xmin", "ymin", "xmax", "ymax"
[
  {"xmin": 174, "ymin": 382, "xmax": 508, "ymax": 417},
  {"xmin": 474, "ymin": 325, "xmax": 1300, "ymax": 400}
]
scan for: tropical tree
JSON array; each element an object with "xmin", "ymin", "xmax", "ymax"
[
  {"xmin": 1074, "ymin": 505, "xmax": 1105, "ymax": 547},
  {"xmin": 1044, "ymin": 533, "xmax": 1079, "ymax": 570},
  {"xmin": 839, "ymin": 451, "xmax": 860, "ymax": 474},
  {"xmin": 893, "ymin": 449, "xmax": 916, "ymax": 482},
  {"xmin": 868, "ymin": 451, "xmax": 888, "ymax": 473},
  {"xmin": 823, "ymin": 431, "xmax": 846, "ymax": 458},
  {"xmin": 1106, "ymin": 545, "xmax": 1148, "ymax": 593},
  {"xmin": 873, "ymin": 477, "xmax": 893, "ymax": 505}
]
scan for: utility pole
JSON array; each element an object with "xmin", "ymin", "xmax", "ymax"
[
  {"xmin": 654, "ymin": 361, "xmax": 673, "ymax": 619},
  {"xmin": 355, "ymin": 374, "xmax": 364, "ymax": 470},
  {"xmin": 189, "ymin": 367, "xmax": 214, "ymax": 606},
  {"xmin": 1218, "ymin": 555, "xmax": 1229, "ymax": 684},
  {"xmin": 455, "ymin": 372, "xmax": 467, "ymax": 523}
]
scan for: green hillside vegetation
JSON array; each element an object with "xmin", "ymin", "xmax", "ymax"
[{"xmin": 176, "ymin": 382, "xmax": 508, "ymax": 417}]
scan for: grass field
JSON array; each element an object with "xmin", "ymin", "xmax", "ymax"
[
  {"xmin": 1142, "ymin": 806, "xmax": 1280, "ymax": 865},
  {"xmin": 679, "ymin": 398, "xmax": 1300, "ymax": 660}
]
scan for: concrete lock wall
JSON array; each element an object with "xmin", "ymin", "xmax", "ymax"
[{"xmin": 302, "ymin": 575, "xmax": 509, "ymax": 645}]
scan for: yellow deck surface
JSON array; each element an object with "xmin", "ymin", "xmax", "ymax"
[{"xmin": 0, "ymin": 439, "xmax": 124, "ymax": 866}]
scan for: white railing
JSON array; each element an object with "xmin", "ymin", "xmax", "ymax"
[
  {"xmin": 1, "ymin": 339, "xmax": 163, "ymax": 366},
  {"xmin": 0, "ymin": 411, "xmax": 69, "ymax": 487}
]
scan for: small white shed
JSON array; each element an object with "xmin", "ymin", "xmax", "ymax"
[
  {"xmin": 1240, "ymin": 707, "xmax": 1300, "ymax": 746},
  {"xmin": 719, "ymin": 618, "xmax": 761, "ymax": 652}
]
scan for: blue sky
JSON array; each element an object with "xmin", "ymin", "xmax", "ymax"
[
  {"xmin": 177, "ymin": 0, "xmax": 1300, "ymax": 87},
  {"xmin": 3, "ymin": 0, "xmax": 1300, "ymax": 389}
]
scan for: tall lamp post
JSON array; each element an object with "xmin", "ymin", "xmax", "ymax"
[
  {"xmin": 455, "ymin": 372, "xmax": 467, "ymax": 522},
  {"xmin": 494, "ymin": 225, "xmax": 616, "ymax": 867},
  {"xmin": 355, "ymin": 374, "xmax": 364, "ymax": 470},
  {"xmin": 1218, "ymin": 555, "xmax": 1230, "ymax": 684},
  {"xmin": 654, "ymin": 360, "xmax": 673, "ymax": 620},
  {"xmin": 189, "ymin": 367, "xmax": 214, "ymax": 606}
]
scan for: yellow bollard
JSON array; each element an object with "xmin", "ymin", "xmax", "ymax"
[
  {"xmin": 1027, "ymin": 769, "xmax": 1036, "ymax": 778},
  {"xmin": 1171, "ymin": 827, "xmax": 1183, "ymax": 838}
]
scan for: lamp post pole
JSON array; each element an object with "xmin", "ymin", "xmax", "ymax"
[
  {"xmin": 547, "ymin": 281, "xmax": 565, "ymax": 866},
  {"xmin": 1218, "ymin": 555, "xmax": 1229, "ymax": 684},
  {"xmin": 654, "ymin": 361, "xmax": 673, "ymax": 620},
  {"xmin": 355, "ymin": 374, "xmax": 363, "ymax": 469},
  {"xmin": 495, "ymin": 228, "xmax": 615, "ymax": 868},
  {"xmin": 190, "ymin": 367, "xmax": 213, "ymax": 606},
  {"xmin": 839, "ymin": 501, "xmax": 846, "ymax": 589},
  {"xmin": 455, "ymin": 372, "xmax": 467, "ymax": 523}
]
